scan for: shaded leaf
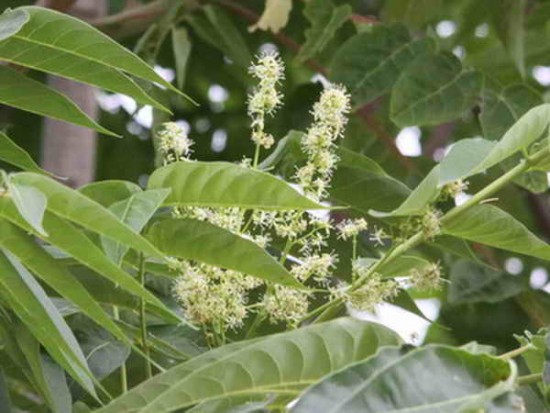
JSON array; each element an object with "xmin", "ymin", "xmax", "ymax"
[
  {"xmin": 0, "ymin": 220, "xmax": 131, "ymax": 347},
  {"xmin": 0, "ymin": 65, "xmax": 115, "ymax": 136},
  {"xmin": 16, "ymin": 325, "xmax": 72, "ymax": 413},
  {"xmin": 442, "ymin": 204, "xmax": 550, "ymax": 261},
  {"xmin": 331, "ymin": 25, "xmax": 434, "ymax": 104},
  {"xmin": 370, "ymin": 165, "xmax": 440, "ymax": 217},
  {"xmin": 488, "ymin": 0, "xmax": 526, "ymax": 77},
  {"xmin": 171, "ymin": 27, "xmax": 192, "ymax": 90},
  {"xmin": 292, "ymin": 345, "xmax": 515, "ymax": 412},
  {"xmin": 390, "ymin": 52, "xmax": 482, "ymax": 127},
  {"xmin": 0, "ymin": 368, "xmax": 13, "ymax": 413},
  {"xmin": 0, "ymin": 198, "xmax": 177, "ymax": 324},
  {"xmin": 448, "ymin": 260, "xmax": 525, "ymax": 304},
  {"xmin": 78, "ymin": 180, "xmax": 142, "ymax": 208},
  {"xmin": 298, "ymin": 0, "xmax": 351, "ymax": 63},
  {"xmin": 0, "ymin": 250, "xmax": 96, "ymax": 397},
  {"xmin": 0, "ymin": 131, "xmax": 49, "ymax": 174},
  {"xmin": 101, "ymin": 189, "xmax": 170, "ymax": 266},
  {"xmin": 147, "ymin": 161, "xmax": 324, "ymax": 210},
  {"xmin": 97, "ymin": 319, "xmax": 401, "ymax": 413},
  {"xmin": 148, "ymin": 218, "xmax": 301, "ymax": 288},
  {"xmin": 480, "ymin": 84, "xmax": 541, "ymax": 141}
]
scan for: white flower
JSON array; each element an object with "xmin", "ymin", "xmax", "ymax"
[
  {"xmin": 337, "ymin": 218, "xmax": 368, "ymax": 240},
  {"xmin": 157, "ymin": 122, "xmax": 193, "ymax": 164}
]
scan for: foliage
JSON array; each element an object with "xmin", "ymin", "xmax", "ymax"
[{"xmin": 0, "ymin": 1, "xmax": 549, "ymax": 412}]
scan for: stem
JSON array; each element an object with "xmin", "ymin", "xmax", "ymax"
[
  {"xmin": 253, "ymin": 143, "xmax": 261, "ymax": 169},
  {"xmin": 311, "ymin": 146, "xmax": 550, "ymax": 323},
  {"xmin": 498, "ymin": 344, "xmax": 533, "ymax": 360},
  {"xmin": 138, "ymin": 253, "xmax": 152, "ymax": 379},
  {"xmin": 517, "ymin": 373, "xmax": 542, "ymax": 386},
  {"xmin": 112, "ymin": 306, "xmax": 128, "ymax": 393}
]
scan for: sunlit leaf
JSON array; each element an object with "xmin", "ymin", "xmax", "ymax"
[
  {"xmin": 97, "ymin": 319, "xmax": 401, "ymax": 413},
  {"xmin": 7, "ymin": 180, "xmax": 47, "ymax": 236},
  {"xmin": 250, "ymin": 0, "xmax": 292, "ymax": 33},
  {"xmin": 0, "ymin": 8, "xmax": 28, "ymax": 41},
  {"xmin": 0, "ymin": 65, "xmax": 116, "ymax": 136},
  {"xmin": 147, "ymin": 218, "xmax": 301, "ymax": 288},
  {"xmin": 438, "ymin": 137, "xmax": 496, "ymax": 185},
  {"xmin": 147, "ymin": 161, "xmax": 325, "ymax": 210}
]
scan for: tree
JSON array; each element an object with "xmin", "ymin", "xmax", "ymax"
[{"xmin": 0, "ymin": 0, "xmax": 548, "ymax": 412}]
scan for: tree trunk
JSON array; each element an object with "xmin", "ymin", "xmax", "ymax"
[{"xmin": 40, "ymin": 0, "xmax": 107, "ymax": 188}]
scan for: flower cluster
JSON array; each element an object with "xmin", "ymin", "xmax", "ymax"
[
  {"xmin": 410, "ymin": 262, "xmax": 442, "ymax": 291},
  {"xmin": 159, "ymin": 55, "xmax": 355, "ymax": 337},
  {"xmin": 295, "ymin": 85, "xmax": 351, "ymax": 201},
  {"xmin": 156, "ymin": 122, "xmax": 193, "ymax": 164},
  {"xmin": 337, "ymin": 218, "xmax": 368, "ymax": 240},
  {"xmin": 247, "ymin": 51, "xmax": 284, "ymax": 150}
]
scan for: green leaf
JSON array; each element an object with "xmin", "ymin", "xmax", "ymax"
[
  {"xmin": 297, "ymin": 0, "xmax": 352, "ymax": 63},
  {"xmin": 101, "ymin": 189, "xmax": 170, "ymax": 266},
  {"xmin": 171, "ymin": 27, "xmax": 192, "ymax": 90},
  {"xmin": 0, "ymin": 368, "xmax": 13, "ymax": 413},
  {"xmin": 0, "ymin": 198, "xmax": 177, "ymax": 324},
  {"xmin": 70, "ymin": 317, "xmax": 130, "ymax": 382},
  {"xmin": 448, "ymin": 260, "xmax": 525, "ymax": 304},
  {"xmin": 0, "ymin": 131, "xmax": 49, "ymax": 174},
  {"xmin": 191, "ymin": 6, "xmax": 251, "ymax": 69},
  {"xmin": 7, "ymin": 180, "xmax": 47, "ymax": 236},
  {"xmin": 4, "ymin": 6, "xmax": 182, "ymax": 99},
  {"xmin": 438, "ymin": 138, "xmax": 496, "ymax": 185},
  {"xmin": 370, "ymin": 165, "xmax": 440, "ymax": 217},
  {"xmin": 291, "ymin": 345, "xmax": 515, "ymax": 412},
  {"xmin": 480, "ymin": 84, "xmax": 541, "ymax": 141},
  {"xmin": 381, "ymin": 0, "xmax": 442, "ymax": 30},
  {"xmin": 0, "ymin": 220, "xmax": 131, "ymax": 347},
  {"xmin": 16, "ymin": 325, "xmax": 72, "ymax": 413},
  {"xmin": 488, "ymin": 0, "xmax": 526, "ymax": 77},
  {"xmin": 474, "ymin": 104, "xmax": 550, "ymax": 174},
  {"xmin": 147, "ymin": 218, "xmax": 301, "ymax": 288},
  {"xmin": 78, "ymin": 180, "xmax": 142, "ymax": 208},
  {"xmin": 97, "ymin": 318, "xmax": 401, "ymax": 413},
  {"xmin": 0, "ymin": 8, "xmax": 29, "ymax": 41},
  {"xmin": 0, "ymin": 249, "xmax": 96, "ymax": 398},
  {"xmin": 515, "ymin": 329, "xmax": 549, "ymax": 397},
  {"xmin": 0, "ymin": 65, "xmax": 115, "ymax": 136},
  {"xmin": 390, "ymin": 52, "xmax": 482, "ymax": 127},
  {"xmin": 147, "ymin": 161, "xmax": 324, "ymax": 210},
  {"xmin": 356, "ymin": 255, "xmax": 431, "ymax": 279},
  {"xmin": 330, "ymin": 25, "xmax": 434, "ymax": 104},
  {"xmin": 11, "ymin": 172, "xmax": 164, "ymax": 259},
  {"xmin": 442, "ymin": 204, "xmax": 550, "ymax": 261}
]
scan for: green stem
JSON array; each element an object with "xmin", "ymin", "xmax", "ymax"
[
  {"xmin": 517, "ymin": 373, "xmax": 542, "ymax": 386},
  {"xmin": 138, "ymin": 253, "xmax": 152, "ymax": 379},
  {"xmin": 112, "ymin": 306, "xmax": 128, "ymax": 393},
  {"xmin": 498, "ymin": 344, "xmax": 533, "ymax": 360},
  {"xmin": 253, "ymin": 143, "xmax": 261, "ymax": 168},
  {"xmin": 312, "ymin": 146, "xmax": 550, "ymax": 323}
]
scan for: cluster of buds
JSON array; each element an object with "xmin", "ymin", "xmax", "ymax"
[
  {"xmin": 291, "ymin": 253, "xmax": 338, "ymax": 283},
  {"xmin": 421, "ymin": 208, "xmax": 442, "ymax": 240},
  {"xmin": 410, "ymin": 262, "xmax": 442, "ymax": 291},
  {"xmin": 295, "ymin": 85, "xmax": 351, "ymax": 201},
  {"xmin": 336, "ymin": 218, "xmax": 368, "ymax": 240},
  {"xmin": 247, "ymin": 52, "xmax": 284, "ymax": 150},
  {"xmin": 263, "ymin": 285, "xmax": 310, "ymax": 327},
  {"xmin": 442, "ymin": 179, "xmax": 469, "ymax": 199},
  {"xmin": 156, "ymin": 122, "xmax": 193, "ymax": 164}
]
